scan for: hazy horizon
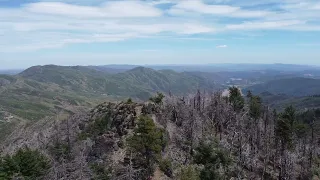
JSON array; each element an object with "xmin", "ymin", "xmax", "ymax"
[
  {"xmin": 1, "ymin": 0, "xmax": 320, "ymax": 69},
  {"xmin": 1, "ymin": 62, "xmax": 319, "ymax": 71}
]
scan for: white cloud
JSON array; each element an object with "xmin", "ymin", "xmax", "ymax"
[
  {"xmin": 4, "ymin": 20, "xmax": 214, "ymax": 35},
  {"xmin": 149, "ymin": 0, "xmax": 175, "ymax": 5},
  {"xmin": 0, "ymin": 2, "xmax": 215, "ymax": 52},
  {"xmin": 281, "ymin": 1, "xmax": 320, "ymax": 11},
  {"xmin": 216, "ymin": 45, "xmax": 227, "ymax": 48},
  {"xmin": 0, "ymin": 32, "xmax": 138, "ymax": 52},
  {"xmin": 231, "ymin": 10, "xmax": 270, "ymax": 18},
  {"xmin": 1, "ymin": 0, "xmax": 320, "ymax": 53},
  {"xmin": 179, "ymin": 24, "xmax": 214, "ymax": 34},
  {"xmin": 264, "ymin": 1, "xmax": 320, "ymax": 22},
  {"xmin": 25, "ymin": 1, "xmax": 162, "ymax": 18},
  {"xmin": 313, "ymin": 3, "xmax": 320, "ymax": 10},
  {"xmin": 169, "ymin": 0, "xmax": 272, "ymax": 18},
  {"xmin": 0, "ymin": 22, "xmax": 210, "ymax": 52},
  {"xmin": 172, "ymin": 1, "xmax": 239, "ymax": 14},
  {"xmin": 226, "ymin": 20, "xmax": 305, "ymax": 30}
]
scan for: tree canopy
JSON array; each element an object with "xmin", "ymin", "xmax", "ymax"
[
  {"xmin": 0, "ymin": 148, "xmax": 51, "ymax": 180},
  {"xmin": 127, "ymin": 115, "xmax": 166, "ymax": 178},
  {"xmin": 229, "ymin": 86, "xmax": 244, "ymax": 111}
]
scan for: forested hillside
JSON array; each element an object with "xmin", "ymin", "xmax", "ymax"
[
  {"xmin": 246, "ymin": 77, "xmax": 320, "ymax": 97},
  {"xmin": 19, "ymin": 65, "xmax": 221, "ymax": 99},
  {"xmin": 1, "ymin": 65, "xmax": 220, "ymax": 121},
  {"xmin": 1, "ymin": 88, "xmax": 319, "ymax": 179},
  {"xmin": 0, "ymin": 65, "xmax": 220, "ymax": 142}
]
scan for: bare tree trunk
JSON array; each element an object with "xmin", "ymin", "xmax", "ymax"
[{"xmin": 309, "ymin": 115, "xmax": 315, "ymax": 179}]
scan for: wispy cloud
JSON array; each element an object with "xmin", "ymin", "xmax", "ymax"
[
  {"xmin": 25, "ymin": 1, "xmax": 162, "ymax": 18},
  {"xmin": 169, "ymin": 0, "xmax": 272, "ymax": 18},
  {"xmin": 0, "ymin": 0, "xmax": 320, "ymax": 52},
  {"xmin": 0, "ymin": 33, "xmax": 138, "ymax": 52},
  {"xmin": 216, "ymin": 45, "xmax": 227, "ymax": 48},
  {"xmin": 226, "ymin": 20, "xmax": 304, "ymax": 30}
]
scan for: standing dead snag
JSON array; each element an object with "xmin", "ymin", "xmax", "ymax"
[
  {"xmin": 309, "ymin": 113, "xmax": 315, "ymax": 178},
  {"xmin": 118, "ymin": 152, "xmax": 142, "ymax": 180},
  {"xmin": 196, "ymin": 90, "xmax": 201, "ymax": 112}
]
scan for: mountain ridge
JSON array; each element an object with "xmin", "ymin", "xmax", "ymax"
[
  {"xmin": 246, "ymin": 77, "xmax": 320, "ymax": 97},
  {"xmin": 1, "ymin": 65, "xmax": 219, "ymax": 129}
]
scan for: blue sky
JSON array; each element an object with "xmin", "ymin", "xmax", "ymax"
[{"xmin": 1, "ymin": 0, "xmax": 320, "ymax": 69}]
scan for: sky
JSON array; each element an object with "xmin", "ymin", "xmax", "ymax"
[{"xmin": 0, "ymin": 0, "xmax": 320, "ymax": 69}]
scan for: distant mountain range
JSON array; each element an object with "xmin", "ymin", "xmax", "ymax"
[
  {"xmin": 20, "ymin": 65, "xmax": 222, "ymax": 98},
  {"xmin": 1, "ymin": 64, "xmax": 320, "ymax": 142},
  {"xmin": 244, "ymin": 77, "xmax": 320, "ymax": 110},
  {"xmin": 0, "ymin": 69, "xmax": 23, "ymax": 75},
  {"xmin": 246, "ymin": 77, "xmax": 320, "ymax": 97},
  {"xmin": 1, "ymin": 63, "xmax": 319, "ymax": 75},
  {"xmin": 256, "ymin": 91, "xmax": 320, "ymax": 110},
  {"xmin": 82, "ymin": 63, "xmax": 320, "ymax": 73},
  {"xmin": 1, "ymin": 64, "xmax": 320, "ymax": 123}
]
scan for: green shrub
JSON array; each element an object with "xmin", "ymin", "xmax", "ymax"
[
  {"xmin": 159, "ymin": 158, "xmax": 172, "ymax": 177},
  {"xmin": 193, "ymin": 140, "xmax": 232, "ymax": 180},
  {"xmin": 90, "ymin": 163, "xmax": 111, "ymax": 180},
  {"xmin": 77, "ymin": 131, "xmax": 90, "ymax": 141},
  {"xmin": 49, "ymin": 142, "xmax": 71, "ymax": 162},
  {"xmin": 84, "ymin": 113, "xmax": 112, "ymax": 138},
  {"xmin": 177, "ymin": 165, "xmax": 200, "ymax": 180},
  {"xmin": 0, "ymin": 148, "xmax": 51, "ymax": 180},
  {"xmin": 149, "ymin": 92, "xmax": 165, "ymax": 105},
  {"xmin": 126, "ymin": 98, "xmax": 133, "ymax": 104}
]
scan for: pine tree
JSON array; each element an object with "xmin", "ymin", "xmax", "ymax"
[
  {"xmin": 149, "ymin": 92, "xmax": 165, "ymax": 105},
  {"xmin": 249, "ymin": 95, "xmax": 262, "ymax": 120},
  {"xmin": 193, "ymin": 140, "xmax": 232, "ymax": 180},
  {"xmin": 228, "ymin": 86, "xmax": 244, "ymax": 111},
  {"xmin": 0, "ymin": 148, "xmax": 50, "ymax": 179},
  {"xmin": 275, "ymin": 106, "xmax": 297, "ymax": 179},
  {"xmin": 276, "ymin": 106, "xmax": 297, "ymax": 150},
  {"xmin": 127, "ymin": 115, "xmax": 166, "ymax": 178}
]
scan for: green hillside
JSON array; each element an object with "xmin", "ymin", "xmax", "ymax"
[
  {"xmin": 246, "ymin": 77, "xmax": 320, "ymax": 97},
  {"xmin": 0, "ymin": 75, "xmax": 101, "ymax": 142},
  {"xmin": 20, "ymin": 65, "xmax": 111, "ymax": 94},
  {"xmin": 20, "ymin": 65, "xmax": 220, "ymax": 100},
  {"xmin": 109, "ymin": 67, "xmax": 221, "ymax": 99},
  {"xmin": 259, "ymin": 92, "xmax": 320, "ymax": 110},
  {"xmin": 1, "ymin": 65, "xmax": 219, "ymax": 122}
]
